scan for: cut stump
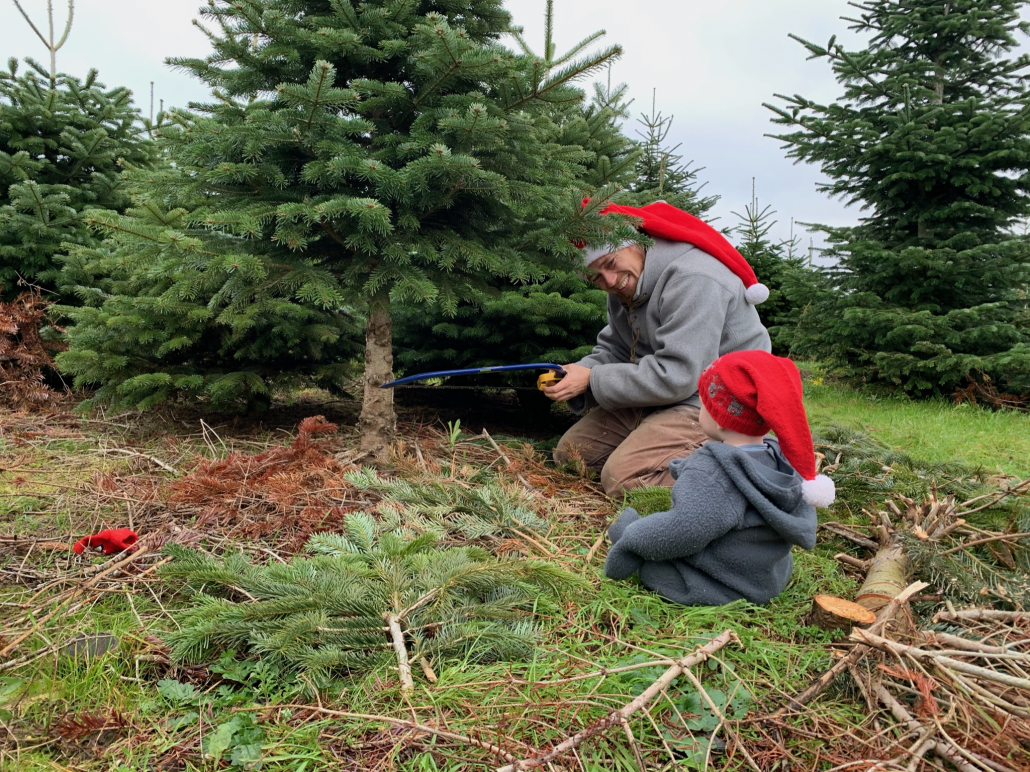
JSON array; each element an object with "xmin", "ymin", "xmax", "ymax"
[{"xmin": 809, "ymin": 595, "xmax": 876, "ymax": 632}]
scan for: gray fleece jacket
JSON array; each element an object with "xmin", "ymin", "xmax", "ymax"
[
  {"xmin": 604, "ymin": 439, "xmax": 817, "ymax": 606},
  {"xmin": 572, "ymin": 238, "xmax": 771, "ymax": 414}
]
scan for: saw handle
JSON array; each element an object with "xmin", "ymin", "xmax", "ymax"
[{"xmin": 537, "ymin": 371, "xmax": 565, "ymax": 391}]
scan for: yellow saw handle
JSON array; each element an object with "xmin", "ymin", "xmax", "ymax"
[{"xmin": 537, "ymin": 371, "xmax": 564, "ymax": 391}]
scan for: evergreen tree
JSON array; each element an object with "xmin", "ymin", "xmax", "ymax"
[
  {"xmin": 56, "ymin": 190, "xmax": 362, "ymax": 411},
  {"xmin": 0, "ymin": 58, "xmax": 154, "ymax": 294},
  {"xmin": 394, "ymin": 61, "xmax": 718, "ymax": 398},
  {"xmin": 766, "ymin": 1, "xmax": 1030, "ymax": 397},
  {"xmin": 59, "ymin": 0, "xmax": 622, "ymax": 453},
  {"xmin": 732, "ymin": 181, "xmax": 808, "ymax": 354},
  {"xmin": 392, "ymin": 38, "xmax": 637, "ymax": 402},
  {"xmin": 619, "ymin": 90, "xmax": 718, "ymax": 216}
]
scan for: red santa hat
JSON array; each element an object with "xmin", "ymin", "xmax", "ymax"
[
  {"xmin": 578, "ymin": 200, "xmax": 770, "ymax": 305},
  {"xmin": 697, "ymin": 350, "xmax": 835, "ymax": 507}
]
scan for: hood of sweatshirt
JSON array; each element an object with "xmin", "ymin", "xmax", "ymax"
[
  {"xmin": 670, "ymin": 440, "xmax": 816, "ymax": 550},
  {"xmin": 622, "ymin": 238, "xmax": 686, "ymax": 308}
]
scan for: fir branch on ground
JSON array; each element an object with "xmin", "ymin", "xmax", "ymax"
[
  {"xmin": 160, "ymin": 513, "xmax": 584, "ymax": 689},
  {"xmin": 345, "ymin": 465, "xmax": 550, "ymax": 540}
]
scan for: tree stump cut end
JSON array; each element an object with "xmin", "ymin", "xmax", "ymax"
[{"xmin": 809, "ymin": 595, "xmax": 877, "ymax": 632}]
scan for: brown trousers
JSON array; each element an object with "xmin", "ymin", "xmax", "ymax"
[{"xmin": 552, "ymin": 405, "xmax": 708, "ymax": 496}]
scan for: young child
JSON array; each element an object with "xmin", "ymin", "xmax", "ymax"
[{"xmin": 603, "ymin": 350, "xmax": 834, "ymax": 606}]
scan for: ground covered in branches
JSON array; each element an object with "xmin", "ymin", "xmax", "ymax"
[{"xmin": 0, "ymin": 380, "xmax": 1027, "ymax": 771}]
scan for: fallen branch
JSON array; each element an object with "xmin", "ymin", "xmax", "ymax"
[
  {"xmin": 933, "ymin": 609, "xmax": 1027, "ymax": 624},
  {"xmin": 97, "ymin": 447, "xmax": 178, "ymax": 475},
  {"xmin": 821, "ymin": 522, "xmax": 881, "ymax": 551},
  {"xmin": 767, "ymin": 581, "xmax": 929, "ymax": 719},
  {"xmin": 481, "ymin": 429, "xmax": 539, "ymax": 495},
  {"xmin": 495, "ymin": 630, "xmax": 737, "ymax": 772},
  {"xmin": 938, "ymin": 532, "xmax": 1030, "ymax": 557},
  {"xmin": 238, "ymin": 703, "xmax": 519, "ymax": 763},
  {"xmin": 384, "ymin": 612, "xmax": 414, "ymax": 692},
  {"xmin": 852, "ymin": 630, "xmax": 1030, "ymax": 691},
  {"xmin": 0, "ymin": 538, "xmax": 157, "ymax": 659}
]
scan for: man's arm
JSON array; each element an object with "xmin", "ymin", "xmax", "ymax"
[{"xmin": 589, "ymin": 270, "xmax": 733, "ymax": 410}]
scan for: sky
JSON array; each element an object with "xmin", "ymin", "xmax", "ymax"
[{"xmin": 0, "ymin": 0, "xmax": 879, "ymax": 250}]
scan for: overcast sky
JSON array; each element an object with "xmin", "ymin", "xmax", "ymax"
[{"xmin": 0, "ymin": 0, "xmax": 897, "ymax": 249}]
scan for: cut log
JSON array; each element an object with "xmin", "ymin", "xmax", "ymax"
[
  {"xmin": 854, "ymin": 541, "xmax": 907, "ymax": 613},
  {"xmin": 809, "ymin": 595, "xmax": 876, "ymax": 632}
]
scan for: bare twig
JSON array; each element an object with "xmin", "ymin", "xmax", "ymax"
[
  {"xmin": 384, "ymin": 612, "xmax": 414, "ymax": 692},
  {"xmin": 938, "ymin": 532, "xmax": 1030, "ymax": 557},
  {"xmin": 97, "ymin": 448, "xmax": 178, "ymax": 475},
  {"xmin": 852, "ymin": 630, "xmax": 1030, "ymax": 691},
  {"xmin": 238, "ymin": 703, "xmax": 519, "ymax": 763},
  {"xmin": 496, "ymin": 630, "xmax": 738, "ymax": 772}
]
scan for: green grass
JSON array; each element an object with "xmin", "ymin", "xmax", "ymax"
[
  {"xmin": 803, "ymin": 376, "xmax": 1030, "ymax": 477},
  {"xmin": 2, "ymin": 379, "xmax": 1029, "ymax": 770}
]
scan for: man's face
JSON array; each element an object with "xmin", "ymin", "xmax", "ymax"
[{"xmin": 586, "ymin": 244, "xmax": 646, "ymax": 301}]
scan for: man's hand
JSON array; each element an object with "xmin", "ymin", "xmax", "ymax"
[{"xmin": 544, "ymin": 363, "xmax": 591, "ymax": 402}]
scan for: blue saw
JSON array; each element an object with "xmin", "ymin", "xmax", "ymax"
[{"xmin": 380, "ymin": 363, "xmax": 565, "ymax": 391}]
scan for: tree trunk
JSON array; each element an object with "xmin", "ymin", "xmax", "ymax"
[
  {"xmin": 855, "ymin": 540, "xmax": 908, "ymax": 614},
  {"xmin": 358, "ymin": 290, "xmax": 396, "ymax": 456}
]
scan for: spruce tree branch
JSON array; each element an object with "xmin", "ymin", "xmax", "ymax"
[
  {"xmin": 412, "ymin": 63, "xmax": 461, "ymax": 110},
  {"xmin": 53, "ymin": 0, "xmax": 74, "ymax": 54},
  {"xmin": 305, "ymin": 64, "xmax": 333, "ymax": 132},
  {"xmin": 549, "ymin": 31, "xmax": 607, "ymax": 69},
  {"xmin": 318, "ymin": 221, "xmax": 356, "ymax": 252},
  {"xmin": 504, "ymin": 47, "xmax": 621, "ymax": 111},
  {"xmin": 9, "ymin": 0, "xmax": 52, "ymax": 56}
]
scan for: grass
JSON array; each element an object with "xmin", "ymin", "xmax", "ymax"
[
  {"xmin": 803, "ymin": 373, "xmax": 1030, "ymax": 477},
  {"xmin": 0, "ymin": 377, "xmax": 1028, "ymax": 770}
]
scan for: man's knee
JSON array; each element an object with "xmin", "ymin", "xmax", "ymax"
[
  {"xmin": 600, "ymin": 461, "xmax": 667, "ymax": 497},
  {"xmin": 553, "ymin": 434, "xmax": 602, "ymax": 472}
]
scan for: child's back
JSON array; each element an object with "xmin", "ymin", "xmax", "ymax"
[
  {"xmin": 605, "ymin": 438, "xmax": 816, "ymax": 605},
  {"xmin": 603, "ymin": 349, "xmax": 834, "ymax": 606}
]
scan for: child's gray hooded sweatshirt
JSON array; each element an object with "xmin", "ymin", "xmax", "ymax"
[{"xmin": 604, "ymin": 439, "xmax": 817, "ymax": 605}]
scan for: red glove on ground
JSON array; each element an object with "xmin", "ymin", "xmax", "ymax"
[{"xmin": 72, "ymin": 528, "xmax": 139, "ymax": 555}]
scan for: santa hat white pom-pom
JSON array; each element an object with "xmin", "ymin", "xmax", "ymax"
[
  {"xmin": 744, "ymin": 282, "xmax": 770, "ymax": 305},
  {"xmin": 802, "ymin": 475, "xmax": 836, "ymax": 508}
]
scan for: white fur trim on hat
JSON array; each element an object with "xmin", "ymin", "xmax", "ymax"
[
  {"xmin": 581, "ymin": 240, "xmax": 637, "ymax": 267},
  {"xmin": 744, "ymin": 282, "xmax": 770, "ymax": 305},
  {"xmin": 802, "ymin": 474, "xmax": 836, "ymax": 508}
]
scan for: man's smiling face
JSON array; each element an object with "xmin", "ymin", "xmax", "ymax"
[{"xmin": 586, "ymin": 243, "xmax": 646, "ymax": 301}]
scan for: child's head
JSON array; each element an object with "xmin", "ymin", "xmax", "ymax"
[{"xmin": 698, "ymin": 351, "xmax": 835, "ymax": 507}]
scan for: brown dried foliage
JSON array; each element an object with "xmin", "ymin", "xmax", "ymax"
[
  {"xmin": 169, "ymin": 416, "xmax": 364, "ymax": 551},
  {"xmin": 0, "ymin": 289, "xmax": 65, "ymax": 410},
  {"xmin": 53, "ymin": 710, "xmax": 128, "ymax": 742},
  {"xmin": 953, "ymin": 371, "xmax": 1029, "ymax": 411}
]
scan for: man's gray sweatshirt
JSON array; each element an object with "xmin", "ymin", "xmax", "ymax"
[
  {"xmin": 573, "ymin": 238, "xmax": 771, "ymax": 413},
  {"xmin": 604, "ymin": 439, "xmax": 817, "ymax": 606}
]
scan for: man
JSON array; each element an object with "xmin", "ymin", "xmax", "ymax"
[{"xmin": 544, "ymin": 201, "xmax": 772, "ymax": 495}]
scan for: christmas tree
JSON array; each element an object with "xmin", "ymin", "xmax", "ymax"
[
  {"xmin": 767, "ymin": 0, "xmax": 1030, "ymax": 398},
  {"xmin": 56, "ymin": 189, "xmax": 362, "ymax": 411},
  {"xmin": 732, "ymin": 181, "xmax": 808, "ymax": 354},
  {"xmin": 59, "ymin": 0, "xmax": 623, "ymax": 452},
  {"xmin": 393, "ymin": 37, "xmax": 717, "ymax": 399},
  {"xmin": 619, "ymin": 89, "xmax": 718, "ymax": 215},
  {"xmin": 0, "ymin": 17, "xmax": 153, "ymax": 295},
  {"xmin": 392, "ymin": 47, "xmax": 637, "ymax": 401}
]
